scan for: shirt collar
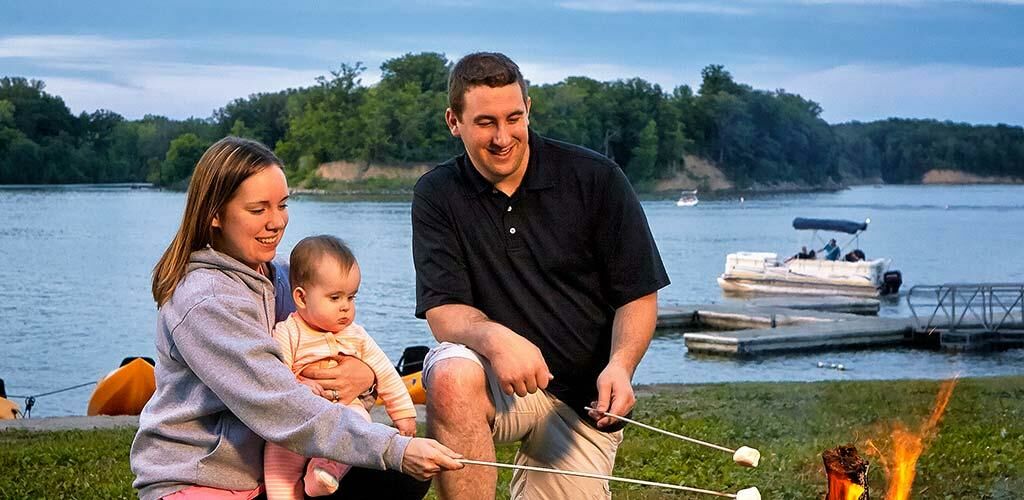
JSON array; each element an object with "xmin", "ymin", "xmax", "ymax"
[{"xmin": 460, "ymin": 129, "xmax": 556, "ymax": 197}]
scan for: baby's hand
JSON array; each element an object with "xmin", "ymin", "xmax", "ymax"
[
  {"xmin": 298, "ymin": 378, "xmax": 325, "ymax": 397},
  {"xmin": 395, "ymin": 417, "xmax": 417, "ymax": 437}
]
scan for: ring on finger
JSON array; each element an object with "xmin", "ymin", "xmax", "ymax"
[{"xmin": 330, "ymin": 389, "xmax": 339, "ymax": 402}]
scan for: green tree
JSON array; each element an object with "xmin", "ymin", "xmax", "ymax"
[
  {"xmin": 213, "ymin": 90, "xmax": 292, "ymax": 148},
  {"xmin": 277, "ymin": 63, "xmax": 368, "ymax": 171},
  {"xmin": 158, "ymin": 133, "xmax": 208, "ymax": 186},
  {"xmin": 379, "ymin": 52, "xmax": 450, "ymax": 93},
  {"xmin": 628, "ymin": 119, "xmax": 659, "ymax": 183},
  {"xmin": 699, "ymin": 65, "xmax": 745, "ymax": 97}
]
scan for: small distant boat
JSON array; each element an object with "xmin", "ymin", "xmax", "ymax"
[
  {"xmin": 717, "ymin": 218, "xmax": 903, "ymax": 298},
  {"xmin": 87, "ymin": 357, "xmax": 156, "ymax": 416},
  {"xmin": 676, "ymin": 190, "xmax": 699, "ymax": 207}
]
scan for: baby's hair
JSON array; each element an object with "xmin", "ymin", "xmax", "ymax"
[{"xmin": 289, "ymin": 235, "xmax": 356, "ymax": 290}]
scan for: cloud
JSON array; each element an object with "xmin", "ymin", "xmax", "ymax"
[
  {"xmin": 795, "ymin": 0, "xmax": 1024, "ymax": 4},
  {"xmin": 0, "ymin": 35, "xmax": 172, "ymax": 59},
  {"xmin": 0, "ymin": 35, "xmax": 385, "ymax": 118},
  {"xmin": 558, "ymin": 1, "xmax": 753, "ymax": 14},
  {"xmin": 741, "ymin": 63, "xmax": 1024, "ymax": 124},
  {"xmin": 557, "ymin": 0, "xmax": 1024, "ymax": 13},
  {"xmin": 39, "ymin": 64, "xmax": 324, "ymax": 119},
  {"xmin": 6, "ymin": 35, "xmax": 1022, "ymax": 125}
]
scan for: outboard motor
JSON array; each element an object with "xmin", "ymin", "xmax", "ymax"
[{"xmin": 882, "ymin": 270, "xmax": 903, "ymax": 295}]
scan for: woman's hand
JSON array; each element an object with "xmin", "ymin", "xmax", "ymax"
[
  {"xmin": 298, "ymin": 355, "xmax": 375, "ymax": 404},
  {"xmin": 394, "ymin": 417, "xmax": 417, "ymax": 437},
  {"xmin": 400, "ymin": 438, "xmax": 464, "ymax": 481}
]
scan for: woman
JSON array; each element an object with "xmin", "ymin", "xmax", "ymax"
[{"xmin": 131, "ymin": 137, "xmax": 462, "ymax": 500}]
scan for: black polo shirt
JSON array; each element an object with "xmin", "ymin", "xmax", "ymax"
[{"xmin": 412, "ymin": 130, "xmax": 669, "ymax": 424}]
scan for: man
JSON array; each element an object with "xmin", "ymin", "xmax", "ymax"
[
  {"xmin": 412, "ymin": 52, "xmax": 669, "ymax": 499},
  {"xmin": 822, "ymin": 238, "xmax": 841, "ymax": 261}
]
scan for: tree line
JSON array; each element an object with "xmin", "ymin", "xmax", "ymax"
[{"xmin": 2, "ymin": 53, "xmax": 1022, "ymax": 189}]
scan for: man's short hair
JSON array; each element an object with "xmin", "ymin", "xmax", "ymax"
[
  {"xmin": 448, "ymin": 52, "xmax": 528, "ymax": 118},
  {"xmin": 289, "ymin": 234, "xmax": 356, "ymax": 289}
]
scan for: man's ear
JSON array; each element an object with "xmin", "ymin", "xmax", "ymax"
[
  {"xmin": 445, "ymin": 108, "xmax": 461, "ymax": 137},
  {"xmin": 292, "ymin": 287, "xmax": 307, "ymax": 309},
  {"xmin": 525, "ymin": 96, "xmax": 532, "ymax": 126}
]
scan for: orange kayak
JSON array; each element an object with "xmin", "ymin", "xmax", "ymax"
[
  {"xmin": 0, "ymin": 397, "xmax": 19, "ymax": 419},
  {"xmin": 87, "ymin": 357, "xmax": 156, "ymax": 416}
]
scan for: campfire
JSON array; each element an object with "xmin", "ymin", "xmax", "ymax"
[
  {"xmin": 823, "ymin": 445, "xmax": 868, "ymax": 500},
  {"xmin": 823, "ymin": 378, "xmax": 957, "ymax": 500}
]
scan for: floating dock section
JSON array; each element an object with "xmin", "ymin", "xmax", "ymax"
[{"xmin": 657, "ymin": 296, "xmax": 914, "ymax": 356}]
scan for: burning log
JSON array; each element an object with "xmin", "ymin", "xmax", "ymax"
[{"xmin": 823, "ymin": 445, "xmax": 869, "ymax": 500}]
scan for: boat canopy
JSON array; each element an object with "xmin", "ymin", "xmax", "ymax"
[{"xmin": 792, "ymin": 217, "xmax": 867, "ymax": 234}]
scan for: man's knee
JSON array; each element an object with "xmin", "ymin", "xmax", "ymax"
[{"xmin": 426, "ymin": 358, "xmax": 490, "ymax": 418}]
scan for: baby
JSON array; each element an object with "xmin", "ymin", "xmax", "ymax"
[{"xmin": 264, "ymin": 235, "xmax": 417, "ymax": 499}]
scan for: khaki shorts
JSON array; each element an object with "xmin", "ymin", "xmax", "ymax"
[{"xmin": 424, "ymin": 342, "xmax": 623, "ymax": 500}]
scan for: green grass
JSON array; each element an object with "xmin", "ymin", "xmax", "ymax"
[
  {"xmin": 4, "ymin": 377, "xmax": 1023, "ymax": 499},
  {"xmin": 0, "ymin": 427, "xmax": 137, "ymax": 499}
]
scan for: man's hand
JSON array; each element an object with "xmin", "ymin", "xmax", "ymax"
[
  {"xmin": 589, "ymin": 291, "xmax": 657, "ymax": 427},
  {"xmin": 425, "ymin": 303, "xmax": 553, "ymax": 397},
  {"xmin": 588, "ymin": 362, "xmax": 636, "ymax": 428},
  {"xmin": 486, "ymin": 332, "xmax": 553, "ymax": 397},
  {"xmin": 298, "ymin": 355, "xmax": 375, "ymax": 404},
  {"xmin": 394, "ymin": 417, "xmax": 417, "ymax": 437},
  {"xmin": 400, "ymin": 438, "xmax": 465, "ymax": 481}
]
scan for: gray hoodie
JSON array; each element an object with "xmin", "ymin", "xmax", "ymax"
[{"xmin": 130, "ymin": 248, "xmax": 409, "ymax": 500}]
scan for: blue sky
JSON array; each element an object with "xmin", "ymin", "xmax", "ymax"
[{"xmin": 3, "ymin": 0, "xmax": 1023, "ymax": 125}]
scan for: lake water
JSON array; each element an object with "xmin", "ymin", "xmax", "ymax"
[{"xmin": 2, "ymin": 184, "xmax": 1023, "ymax": 416}]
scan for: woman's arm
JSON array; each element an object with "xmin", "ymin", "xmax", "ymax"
[{"xmin": 172, "ymin": 294, "xmax": 407, "ymax": 471}]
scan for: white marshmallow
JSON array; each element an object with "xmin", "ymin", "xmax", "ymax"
[
  {"xmin": 735, "ymin": 487, "xmax": 761, "ymax": 500},
  {"xmin": 732, "ymin": 446, "xmax": 761, "ymax": 468}
]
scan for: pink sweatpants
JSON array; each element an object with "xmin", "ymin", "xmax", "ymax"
[{"xmin": 263, "ymin": 403, "xmax": 371, "ymax": 500}]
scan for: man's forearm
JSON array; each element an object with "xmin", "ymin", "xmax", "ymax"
[
  {"xmin": 608, "ymin": 292, "xmax": 659, "ymax": 375},
  {"xmin": 425, "ymin": 303, "xmax": 513, "ymax": 357}
]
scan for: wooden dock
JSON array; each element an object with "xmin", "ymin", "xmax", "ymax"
[
  {"xmin": 680, "ymin": 317, "xmax": 913, "ymax": 356},
  {"xmin": 656, "ymin": 296, "xmax": 913, "ymax": 356}
]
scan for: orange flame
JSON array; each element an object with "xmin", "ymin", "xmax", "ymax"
[
  {"xmin": 866, "ymin": 378, "xmax": 957, "ymax": 500},
  {"xmin": 846, "ymin": 484, "xmax": 866, "ymax": 500},
  {"xmin": 827, "ymin": 475, "xmax": 866, "ymax": 500}
]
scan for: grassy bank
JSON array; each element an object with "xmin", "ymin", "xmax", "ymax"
[{"xmin": 3, "ymin": 377, "xmax": 1022, "ymax": 499}]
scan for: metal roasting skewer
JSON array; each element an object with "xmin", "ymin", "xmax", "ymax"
[
  {"xmin": 457, "ymin": 458, "xmax": 739, "ymax": 498},
  {"xmin": 585, "ymin": 406, "xmax": 761, "ymax": 467},
  {"xmin": 585, "ymin": 406, "xmax": 734, "ymax": 452}
]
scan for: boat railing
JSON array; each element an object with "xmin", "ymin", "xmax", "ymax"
[{"xmin": 907, "ymin": 283, "xmax": 1024, "ymax": 333}]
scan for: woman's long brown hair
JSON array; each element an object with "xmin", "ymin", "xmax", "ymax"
[{"xmin": 152, "ymin": 136, "xmax": 284, "ymax": 307}]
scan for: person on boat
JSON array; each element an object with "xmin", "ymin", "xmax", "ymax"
[
  {"xmin": 265, "ymin": 235, "xmax": 418, "ymax": 499},
  {"xmin": 822, "ymin": 238, "xmax": 841, "ymax": 261},
  {"xmin": 412, "ymin": 52, "xmax": 669, "ymax": 499},
  {"xmin": 844, "ymin": 249, "xmax": 866, "ymax": 262},
  {"xmin": 131, "ymin": 137, "xmax": 462, "ymax": 500},
  {"xmin": 785, "ymin": 246, "xmax": 815, "ymax": 263}
]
